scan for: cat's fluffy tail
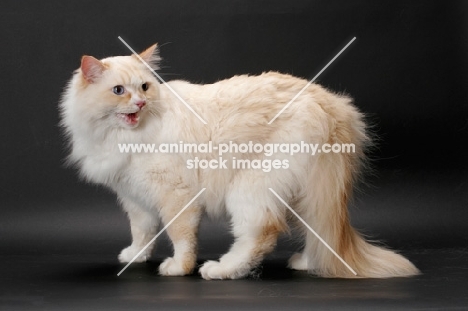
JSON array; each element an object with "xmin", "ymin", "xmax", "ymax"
[{"xmin": 290, "ymin": 96, "xmax": 419, "ymax": 278}]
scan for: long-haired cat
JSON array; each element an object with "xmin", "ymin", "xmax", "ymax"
[{"xmin": 60, "ymin": 44, "xmax": 419, "ymax": 279}]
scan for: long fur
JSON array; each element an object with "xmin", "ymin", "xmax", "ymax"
[{"xmin": 60, "ymin": 45, "xmax": 419, "ymax": 279}]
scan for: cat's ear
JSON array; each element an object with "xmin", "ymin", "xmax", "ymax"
[
  {"xmin": 138, "ymin": 44, "xmax": 161, "ymax": 70},
  {"xmin": 81, "ymin": 56, "xmax": 106, "ymax": 84}
]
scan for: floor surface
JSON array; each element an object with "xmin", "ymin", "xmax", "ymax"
[{"xmin": 1, "ymin": 169, "xmax": 467, "ymax": 310}]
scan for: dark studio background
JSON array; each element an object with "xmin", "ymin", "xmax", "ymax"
[{"xmin": 1, "ymin": 0, "xmax": 467, "ymax": 310}]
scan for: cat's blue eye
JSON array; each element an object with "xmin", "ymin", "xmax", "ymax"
[
  {"xmin": 112, "ymin": 85, "xmax": 125, "ymax": 95},
  {"xmin": 142, "ymin": 83, "xmax": 149, "ymax": 91}
]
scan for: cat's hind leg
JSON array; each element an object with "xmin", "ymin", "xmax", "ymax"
[
  {"xmin": 287, "ymin": 251, "xmax": 309, "ymax": 271},
  {"xmin": 118, "ymin": 197, "xmax": 159, "ymax": 263},
  {"xmin": 199, "ymin": 189, "xmax": 285, "ymax": 280}
]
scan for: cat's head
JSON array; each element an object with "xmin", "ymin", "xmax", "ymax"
[{"xmin": 64, "ymin": 44, "xmax": 162, "ymax": 132}]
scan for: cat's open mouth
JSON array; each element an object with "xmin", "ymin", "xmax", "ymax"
[{"xmin": 117, "ymin": 112, "xmax": 140, "ymax": 126}]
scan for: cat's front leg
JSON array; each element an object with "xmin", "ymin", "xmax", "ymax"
[
  {"xmin": 157, "ymin": 190, "xmax": 202, "ymax": 276},
  {"xmin": 118, "ymin": 197, "xmax": 159, "ymax": 263}
]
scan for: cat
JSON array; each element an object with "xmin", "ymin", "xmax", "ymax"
[{"xmin": 59, "ymin": 43, "xmax": 419, "ymax": 279}]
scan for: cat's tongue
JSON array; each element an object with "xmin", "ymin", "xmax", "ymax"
[{"xmin": 122, "ymin": 113, "xmax": 139, "ymax": 126}]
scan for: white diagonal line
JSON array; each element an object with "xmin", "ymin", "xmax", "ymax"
[
  {"xmin": 268, "ymin": 37, "xmax": 356, "ymax": 124},
  {"xmin": 117, "ymin": 188, "xmax": 206, "ymax": 276},
  {"xmin": 268, "ymin": 188, "xmax": 357, "ymax": 276},
  {"xmin": 118, "ymin": 36, "xmax": 207, "ymax": 125}
]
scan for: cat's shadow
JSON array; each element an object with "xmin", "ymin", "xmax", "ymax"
[{"xmin": 55, "ymin": 258, "xmax": 307, "ymax": 283}]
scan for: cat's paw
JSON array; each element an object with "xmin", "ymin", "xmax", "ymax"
[
  {"xmin": 118, "ymin": 245, "xmax": 149, "ymax": 263},
  {"xmin": 199, "ymin": 260, "xmax": 248, "ymax": 280},
  {"xmin": 287, "ymin": 252, "xmax": 308, "ymax": 271},
  {"xmin": 159, "ymin": 257, "xmax": 193, "ymax": 276}
]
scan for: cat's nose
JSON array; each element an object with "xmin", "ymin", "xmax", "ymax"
[{"xmin": 135, "ymin": 100, "xmax": 146, "ymax": 110}]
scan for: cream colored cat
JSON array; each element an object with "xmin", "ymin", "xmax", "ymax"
[{"xmin": 60, "ymin": 44, "xmax": 419, "ymax": 279}]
